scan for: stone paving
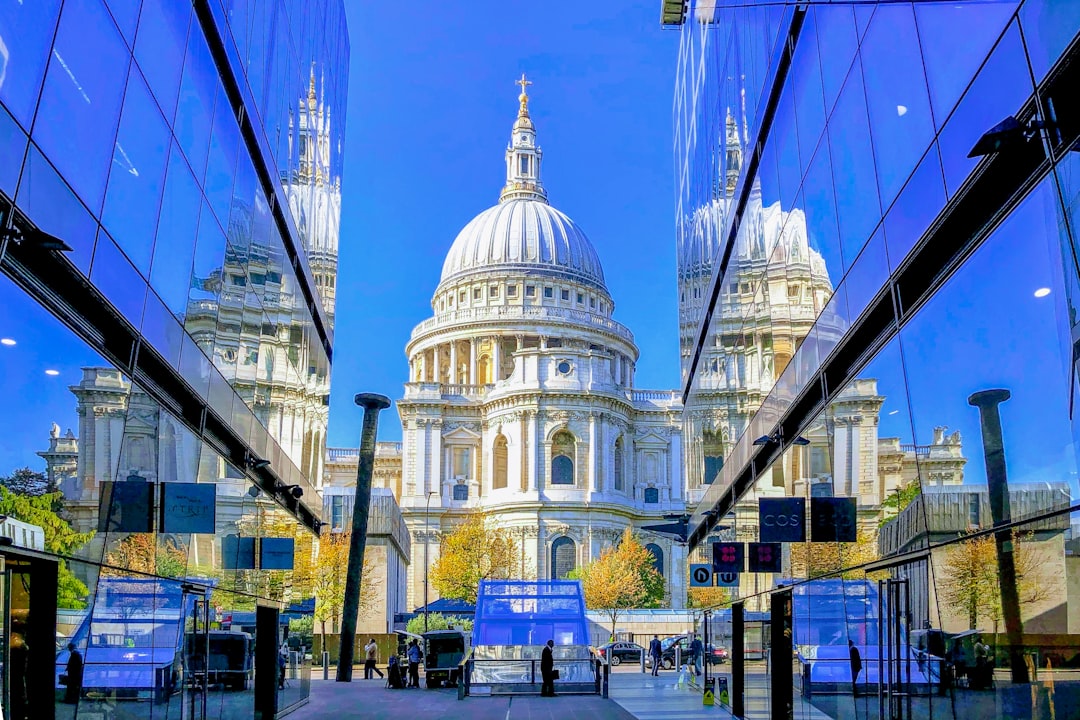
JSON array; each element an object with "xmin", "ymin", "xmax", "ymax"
[{"xmin": 287, "ymin": 676, "xmax": 636, "ymax": 720}]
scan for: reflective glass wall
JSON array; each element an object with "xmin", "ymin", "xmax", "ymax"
[
  {"xmin": 675, "ymin": 1, "xmax": 1080, "ymax": 718},
  {"xmin": 0, "ymin": 0, "xmax": 347, "ymax": 717}
]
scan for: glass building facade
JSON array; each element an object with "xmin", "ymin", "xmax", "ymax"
[
  {"xmin": 673, "ymin": 1, "xmax": 1080, "ymax": 718},
  {"xmin": 0, "ymin": 1, "xmax": 347, "ymax": 719}
]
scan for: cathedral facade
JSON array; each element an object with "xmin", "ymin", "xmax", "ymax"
[{"xmin": 353, "ymin": 81, "xmax": 689, "ymax": 610}]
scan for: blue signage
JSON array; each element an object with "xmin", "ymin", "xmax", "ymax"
[
  {"xmin": 222, "ymin": 535, "xmax": 256, "ymax": 570},
  {"xmin": 810, "ymin": 497, "xmax": 858, "ymax": 542},
  {"xmin": 758, "ymin": 498, "xmax": 806, "ymax": 543},
  {"xmin": 260, "ymin": 537, "xmax": 295, "ymax": 570},
  {"xmin": 98, "ymin": 479, "xmax": 154, "ymax": 533},
  {"xmin": 160, "ymin": 483, "xmax": 217, "ymax": 534},
  {"xmin": 712, "ymin": 542, "xmax": 744, "ymax": 574}
]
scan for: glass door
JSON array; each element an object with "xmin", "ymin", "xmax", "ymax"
[{"xmin": 181, "ymin": 589, "xmax": 210, "ymax": 720}]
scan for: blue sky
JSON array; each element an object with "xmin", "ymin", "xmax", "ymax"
[{"xmin": 328, "ymin": 0, "xmax": 682, "ymax": 445}]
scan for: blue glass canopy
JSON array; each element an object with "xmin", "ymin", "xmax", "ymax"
[{"xmin": 472, "ymin": 580, "xmax": 590, "ymax": 646}]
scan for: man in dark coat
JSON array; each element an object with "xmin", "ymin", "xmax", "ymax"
[
  {"xmin": 649, "ymin": 635, "xmax": 662, "ymax": 676},
  {"xmin": 541, "ymin": 639, "xmax": 556, "ymax": 696},
  {"xmin": 64, "ymin": 643, "xmax": 84, "ymax": 704},
  {"xmin": 849, "ymin": 640, "xmax": 863, "ymax": 696}
]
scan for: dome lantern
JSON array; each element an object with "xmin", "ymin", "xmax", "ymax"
[{"xmin": 501, "ymin": 74, "xmax": 547, "ymax": 204}]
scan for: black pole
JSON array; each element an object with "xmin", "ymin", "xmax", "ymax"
[
  {"xmin": 770, "ymin": 589, "xmax": 793, "ymax": 720},
  {"xmin": 733, "ymin": 602, "xmax": 744, "ymax": 718},
  {"xmin": 336, "ymin": 392, "xmax": 391, "ymax": 682},
  {"xmin": 968, "ymin": 389, "xmax": 1028, "ymax": 684}
]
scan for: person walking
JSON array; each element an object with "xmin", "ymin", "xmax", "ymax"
[
  {"xmin": 649, "ymin": 635, "xmax": 662, "ymax": 676},
  {"xmin": 364, "ymin": 638, "xmax": 385, "ymax": 680},
  {"xmin": 277, "ymin": 644, "xmax": 288, "ymax": 689},
  {"xmin": 541, "ymin": 639, "xmax": 556, "ymax": 696},
  {"xmin": 849, "ymin": 640, "xmax": 862, "ymax": 696},
  {"xmin": 689, "ymin": 634, "xmax": 703, "ymax": 676},
  {"xmin": 407, "ymin": 638, "xmax": 423, "ymax": 688},
  {"xmin": 63, "ymin": 642, "xmax": 84, "ymax": 704}
]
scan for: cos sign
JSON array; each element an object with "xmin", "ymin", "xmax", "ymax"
[{"xmin": 759, "ymin": 498, "xmax": 806, "ymax": 543}]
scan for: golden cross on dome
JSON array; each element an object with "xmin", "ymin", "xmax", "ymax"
[{"xmin": 516, "ymin": 73, "xmax": 533, "ymax": 95}]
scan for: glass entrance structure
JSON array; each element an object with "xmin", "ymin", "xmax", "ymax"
[
  {"xmin": 0, "ymin": 1, "xmax": 349, "ymax": 718},
  {"xmin": 670, "ymin": 1, "xmax": 1080, "ymax": 718}
]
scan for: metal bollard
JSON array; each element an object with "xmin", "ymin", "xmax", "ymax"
[
  {"xmin": 675, "ymin": 646, "xmax": 682, "ymax": 672},
  {"xmin": 641, "ymin": 648, "xmax": 646, "ymax": 674},
  {"xmin": 603, "ymin": 661, "xmax": 610, "ymax": 698},
  {"xmin": 322, "ymin": 651, "xmax": 330, "ymax": 680}
]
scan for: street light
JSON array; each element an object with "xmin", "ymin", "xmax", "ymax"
[{"xmin": 424, "ymin": 490, "xmax": 437, "ymax": 633}]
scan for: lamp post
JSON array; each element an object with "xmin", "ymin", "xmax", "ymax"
[{"xmin": 424, "ymin": 490, "xmax": 437, "ymax": 633}]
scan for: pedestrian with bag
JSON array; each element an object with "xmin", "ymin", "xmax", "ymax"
[
  {"xmin": 689, "ymin": 634, "xmax": 703, "ymax": 676},
  {"xmin": 364, "ymin": 638, "xmax": 385, "ymax": 680},
  {"xmin": 649, "ymin": 635, "xmax": 662, "ymax": 676},
  {"xmin": 541, "ymin": 639, "xmax": 557, "ymax": 696}
]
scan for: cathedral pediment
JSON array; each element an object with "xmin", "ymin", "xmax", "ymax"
[
  {"xmin": 442, "ymin": 424, "xmax": 482, "ymax": 441},
  {"xmin": 634, "ymin": 429, "xmax": 670, "ymax": 446}
]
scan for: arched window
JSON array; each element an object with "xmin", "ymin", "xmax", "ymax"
[
  {"xmin": 551, "ymin": 537, "xmax": 576, "ymax": 579},
  {"xmin": 703, "ymin": 428, "xmax": 724, "ymax": 485},
  {"xmin": 645, "ymin": 544, "xmax": 664, "ymax": 576},
  {"xmin": 493, "ymin": 434, "xmax": 508, "ymax": 490},
  {"xmin": 452, "ymin": 484, "xmax": 468, "ymax": 501},
  {"xmin": 614, "ymin": 436, "xmax": 624, "ymax": 491},
  {"xmin": 478, "ymin": 354, "xmax": 491, "ymax": 384},
  {"xmin": 551, "ymin": 430, "xmax": 575, "ymax": 485}
]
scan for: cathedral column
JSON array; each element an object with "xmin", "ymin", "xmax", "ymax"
[
  {"xmin": 469, "ymin": 339, "xmax": 477, "ymax": 385},
  {"xmin": 588, "ymin": 414, "xmax": 598, "ymax": 497},
  {"xmin": 527, "ymin": 411, "xmax": 539, "ymax": 491},
  {"xmin": 430, "ymin": 420, "xmax": 443, "ymax": 498},
  {"xmin": 449, "ymin": 341, "xmax": 458, "ymax": 385},
  {"xmin": 670, "ymin": 427, "xmax": 683, "ymax": 501},
  {"xmin": 614, "ymin": 355, "xmax": 622, "ymax": 385},
  {"xmin": 492, "ymin": 337, "xmax": 502, "ymax": 382},
  {"xmin": 432, "ymin": 345, "xmax": 441, "ymax": 384},
  {"xmin": 412, "ymin": 420, "xmax": 426, "ymax": 496}
]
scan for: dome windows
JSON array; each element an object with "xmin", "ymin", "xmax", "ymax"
[{"xmin": 556, "ymin": 360, "xmax": 573, "ymax": 376}]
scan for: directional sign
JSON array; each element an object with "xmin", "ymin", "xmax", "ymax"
[
  {"xmin": 715, "ymin": 571, "xmax": 740, "ymax": 587},
  {"xmin": 712, "ymin": 541, "xmax": 744, "ymax": 574},
  {"xmin": 759, "ymin": 498, "xmax": 806, "ymax": 543},
  {"xmin": 748, "ymin": 542, "xmax": 783, "ymax": 573},
  {"xmin": 690, "ymin": 564, "xmax": 713, "ymax": 587}
]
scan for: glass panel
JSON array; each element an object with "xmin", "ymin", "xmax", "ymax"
[
  {"xmin": 883, "ymin": 143, "xmax": 947, "ymax": 269},
  {"xmin": 104, "ymin": 0, "xmax": 142, "ymax": 44},
  {"xmin": 15, "ymin": 146, "xmax": 97, "ymax": 273},
  {"xmin": 89, "ymin": 230, "xmax": 148, "ymax": 328},
  {"xmin": 34, "ymin": 0, "xmax": 130, "ymax": 212},
  {"xmin": 102, "ymin": 67, "xmax": 170, "ymax": 275},
  {"xmin": 133, "ymin": 0, "xmax": 189, "ymax": 121},
  {"xmin": 205, "ymin": 86, "xmax": 240, "ymax": 227},
  {"xmin": 937, "ymin": 22, "xmax": 1034, "ymax": 198},
  {"xmin": 814, "ymin": 5, "xmax": 859, "ymax": 117},
  {"xmin": 150, "ymin": 144, "xmax": 201, "ymax": 318},
  {"xmin": 828, "ymin": 58, "xmax": 881, "ymax": 268},
  {"xmin": 1019, "ymin": 0, "xmax": 1080, "ymax": 86},
  {"xmin": 0, "ymin": 0, "xmax": 62, "ymax": 128},
  {"xmin": 0, "ymin": 104, "xmax": 26, "ymax": 195},
  {"xmin": 915, "ymin": 1, "xmax": 1017, "ymax": 128},
  {"xmin": 174, "ymin": 24, "xmax": 217, "ymax": 180},
  {"xmin": 860, "ymin": 3, "xmax": 936, "ymax": 209}
]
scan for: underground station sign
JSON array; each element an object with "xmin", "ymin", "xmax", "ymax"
[{"xmin": 689, "ymin": 564, "xmax": 739, "ymax": 587}]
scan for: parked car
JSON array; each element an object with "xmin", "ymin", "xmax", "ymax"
[
  {"xmin": 706, "ymin": 644, "xmax": 729, "ymax": 665},
  {"xmin": 644, "ymin": 636, "xmax": 686, "ymax": 670},
  {"xmin": 597, "ymin": 642, "xmax": 645, "ymax": 666}
]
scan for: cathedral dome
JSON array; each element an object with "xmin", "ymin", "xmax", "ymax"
[
  {"xmin": 440, "ymin": 199, "xmax": 606, "ymax": 289},
  {"xmin": 437, "ymin": 75, "xmax": 607, "ymax": 294}
]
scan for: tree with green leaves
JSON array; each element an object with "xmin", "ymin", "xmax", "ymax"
[
  {"xmin": 571, "ymin": 528, "xmax": 665, "ymax": 638},
  {"xmin": 406, "ymin": 612, "xmax": 473, "ymax": 635},
  {"xmin": 0, "ymin": 487, "xmax": 94, "ymax": 608}
]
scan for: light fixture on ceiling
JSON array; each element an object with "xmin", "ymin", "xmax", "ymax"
[
  {"xmin": 1034, "ymin": 287, "xmax": 1051, "ymax": 298},
  {"xmin": 44, "ymin": 369, "xmax": 60, "ymax": 376},
  {"xmin": 245, "ymin": 453, "xmax": 271, "ymax": 470},
  {"xmin": 2, "ymin": 223, "xmax": 73, "ymax": 252},
  {"xmin": 968, "ymin": 115, "xmax": 1052, "ymax": 158},
  {"xmin": 0, "ymin": 338, "xmax": 14, "ymax": 346},
  {"xmin": 753, "ymin": 431, "xmax": 809, "ymax": 446},
  {"xmin": 280, "ymin": 484, "xmax": 303, "ymax": 499}
]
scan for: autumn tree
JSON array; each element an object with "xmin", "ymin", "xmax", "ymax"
[
  {"xmin": 0, "ymin": 487, "xmax": 93, "ymax": 607},
  {"xmin": 104, "ymin": 534, "xmax": 188, "ymax": 578},
  {"xmin": 313, "ymin": 532, "xmax": 379, "ymax": 643},
  {"xmin": 573, "ymin": 528, "xmax": 665, "ymax": 638},
  {"xmin": 789, "ymin": 528, "xmax": 880, "ymax": 579},
  {"xmin": 430, "ymin": 513, "xmax": 522, "ymax": 605},
  {"xmin": 939, "ymin": 529, "xmax": 1051, "ymax": 632},
  {"xmin": 687, "ymin": 585, "xmax": 732, "ymax": 610}
]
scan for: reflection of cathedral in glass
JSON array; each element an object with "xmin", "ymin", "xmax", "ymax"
[
  {"xmin": 286, "ymin": 70, "xmax": 343, "ymax": 328},
  {"xmin": 680, "ymin": 109, "xmax": 842, "ymax": 501}
]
